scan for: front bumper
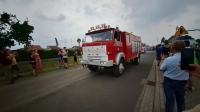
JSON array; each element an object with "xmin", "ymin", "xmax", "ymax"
[{"xmin": 80, "ymin": 59, "xmax": 113, "ymax": 67}]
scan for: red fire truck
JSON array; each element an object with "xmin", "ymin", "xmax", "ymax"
[{"xmin": 80, "ymin": 24, "xmax": 141, "ymax": 77}]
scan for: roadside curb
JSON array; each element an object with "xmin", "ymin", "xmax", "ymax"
[{"xmin": 134, "ymin": 60, "xmax": 165, "ymax": 112}]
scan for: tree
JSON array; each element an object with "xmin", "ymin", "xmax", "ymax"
[
  {"xmin": 77, "ymin": 38, "xmax": 81, "ymax": 46},
  {"xmin": 0, "ymin": 12, "xmax": 34, "ymax": 50}
]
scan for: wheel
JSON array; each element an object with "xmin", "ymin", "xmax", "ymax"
[
  {"xmin": 113, "ymin": 59, "xmax": 125, "ymax": 77},
  {"xmin": 88, "ymin": 65, "xmax": 98, "ymax": 72}
]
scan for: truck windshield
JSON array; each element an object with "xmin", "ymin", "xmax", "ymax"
[{"xmin": 86, "ymin": 31, "xmax": 113, "ymax": 42}]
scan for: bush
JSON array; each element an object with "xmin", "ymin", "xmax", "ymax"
[
  {"xmin": 15, "ymin": 49, "xmax": 57, "ymax": 61},
  {"xmin": 16, "ymin": 49, "xmax": 31, "ymax": 61},
  {"xmin": 39, "ymin": 50, "xmax": 57, "ymax": 59},
  {"xmin": 66, "ymin": 49, "xmax": 81, "ymax": 57},
  {"xmin": 15, "ymin": 48, "xmax": 81, "ymax": 62}
]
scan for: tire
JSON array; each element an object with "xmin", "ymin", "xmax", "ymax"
[
  {"xmin": 113, "ymin": 59, "xmax": 125, "ymax": 77},
  {"xmin": 88, "ymin": 65, "xmax": 98, "ymax": 72}
]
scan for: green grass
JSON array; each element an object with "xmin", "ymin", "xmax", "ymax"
[
  {"xmin": 42, "ymin": 58, "xmax": 80, "ymax": 72},
  {"xmin": 0, "ymin": 57, "xmax": 80, "ymax": 76},
  {"xmin": 42, "ymin": 59, "xmax": 59, "ymax": 70}
]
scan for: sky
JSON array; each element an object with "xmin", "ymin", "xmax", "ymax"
[{"xmin": 0, "ymin": 0, "xmax": 200, "ymax": 49}]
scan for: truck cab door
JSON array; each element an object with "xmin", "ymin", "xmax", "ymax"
[
  {"xmin": 114, "ymin": 31, "xmax": 122, "ymax": 45},
  {"xmin": 113, "ymin": 31, "xmax": 123, "ymax": 52}
]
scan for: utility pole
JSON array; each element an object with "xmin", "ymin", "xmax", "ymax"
[{"xmin": 55, "ymin": 37, "xmax": 59, "ymax": 47}]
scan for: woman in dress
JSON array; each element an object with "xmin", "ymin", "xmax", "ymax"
[{"xmin": 31, "ymin": 49, "xmax": 43, "ymax": 75}]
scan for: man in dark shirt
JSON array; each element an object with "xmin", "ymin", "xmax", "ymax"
[{"xmin": 156, "ymin": 44, "xmax": 163, "ymax": 66}]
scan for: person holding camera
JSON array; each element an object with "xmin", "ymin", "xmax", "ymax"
[{"xmin": 160, "ymin": 41, "xmax": 189, "ymax": 112}]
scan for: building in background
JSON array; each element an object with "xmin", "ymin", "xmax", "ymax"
[
  {"xmin": 46, "ymin": 46, "xmax": 59, "ymax": 50},
  {"xmin": 27, "ymin": 45, "xmax": 42, "ymax": 51}
]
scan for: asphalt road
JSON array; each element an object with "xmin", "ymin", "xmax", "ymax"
[{"xmin": 10, "ymin": 51, "xmax": 155, "ymax": 112}]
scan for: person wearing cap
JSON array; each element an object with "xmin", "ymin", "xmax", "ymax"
[{"xmin": 160, "ymin": 41, "xmax": 189, "ymax": 112}]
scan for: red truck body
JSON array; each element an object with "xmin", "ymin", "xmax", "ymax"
[{"xmin": 81, "ymin": 25, "xmax": 141, "ymax": 76}]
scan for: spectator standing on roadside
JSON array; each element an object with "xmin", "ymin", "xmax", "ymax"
[
  {"xmin": 10, "ymin": 52, "xmax": 20, "ymax": 72},
  {"xmin": 73, "ymin": 50, "xmax": 78, "ymax": 64},
  {"xmin": 30, "ymin": 49, "xmax": 43, "ymax": 75},
  {"xmin": 156, "ymin": 44, "xmax": 163, "ymax": 66},
  {"xmin": 0, "ymin": 49, "xmax": 13, "ymax": 83},
  {"xmin": 0, "ymin": 49, "xmax": 12, "ymax": 66},
  {"xmin": 9, "ymin": 51, "xmax": 20, "ymax": 83},
  {"xmin": 160, "ymin": 41, "xmax": 188, "ymax": 112},
  {"xmin": 169, "ymin": 44, "xmax": 174, "ymax": 56},
  {"xmin": 57, "ymin": 49, "xmax": 63, "ymax": 68},
  {"xmin": 163, "ymin": 44, "xmax": 170, "ymax": 58},
  {"xmin": 30, "ymin": 51, "xmax": 36, "ymax": 75},
  {"xmin": 62, "ymin": 47, "xmax": 68, "ymax": 69}
]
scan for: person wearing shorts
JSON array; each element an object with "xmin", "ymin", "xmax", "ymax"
[{"xmin": 62, "ymin": 47, "xmax": 68, "ymax": 69}]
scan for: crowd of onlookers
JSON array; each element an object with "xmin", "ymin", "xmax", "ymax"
[
  {"xmin": 0, "ymin": 48, "xmax": 44, "ymax": 84},
  {"xmin": 156, "ymin": 40, "xmax": 200, "ymax": 112},
  {"xmin": 57, "ymin": 47, "xmax": 78, "ymax": 69},
  {"xmin": 0, "ymin": 47, "xmax": 79, "ymax": 84}
]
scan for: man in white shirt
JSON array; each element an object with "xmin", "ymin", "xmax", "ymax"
[{"xmin": 160, "ymin": 41, "xmax": 189, "ymax": 112}]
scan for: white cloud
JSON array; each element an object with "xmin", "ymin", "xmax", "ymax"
[{"xmin": 0, "ymin": 0, "xmax": 200, "ymax": 49}]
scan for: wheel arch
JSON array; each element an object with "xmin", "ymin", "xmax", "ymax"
[{"xmin": 115, "ymin": 52, "xmax": 125, "ymax": 65}]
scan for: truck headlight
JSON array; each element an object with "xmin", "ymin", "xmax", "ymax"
[{"xmin": 100, "ymin": 61, "xmax": 106, "ymax": 65}]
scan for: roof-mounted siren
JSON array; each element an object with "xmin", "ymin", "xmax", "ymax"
[{"xmin": 88, "ymin": 24, "xmax": 112, "ymax": 33}]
